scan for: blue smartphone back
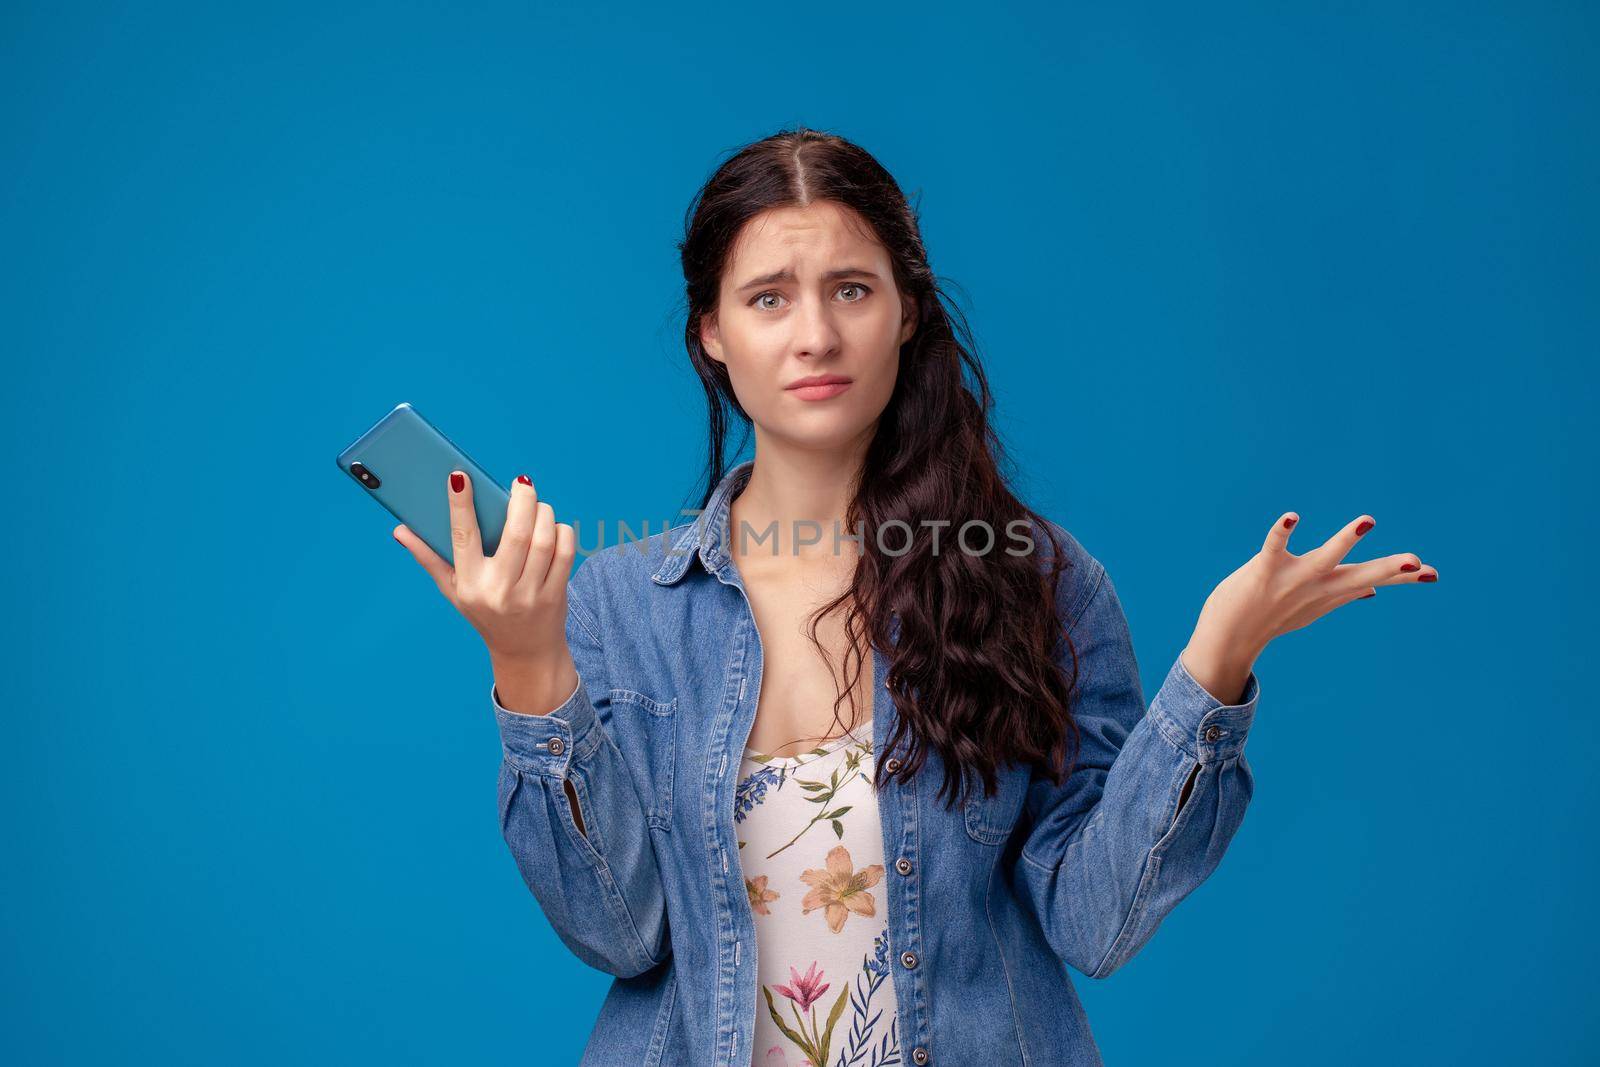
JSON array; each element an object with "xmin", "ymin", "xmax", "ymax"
[{"xmin": 335, "ymin": 402, "xmax": 510, "ymax": 565}]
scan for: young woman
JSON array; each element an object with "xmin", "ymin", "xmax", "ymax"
[{"xmin": 394, "ymin": 128, "xmax": 1436, "ymax": 1067}]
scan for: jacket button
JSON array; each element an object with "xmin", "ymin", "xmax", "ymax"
[
  {"xmin": 895, "ymin": 857, "xmax": 913, "ymax": 876},
  {"xmin": 900, "ymin": 950, "xmax": 918, "ymax": 969},
  {"xmin": 911, "ymin": 1047, "xmax": 930, "ymax": 1064},
  {"xmin": 547, "ymin": 736, "xmax": 566, "ymax": 756},
  {"xmin": 884, "ymin": 757, "xmax": 903, "ymax": 774},
  {"xmin": 1203, "ymin": 724, "xmax": 1222, "ymax": 743}
]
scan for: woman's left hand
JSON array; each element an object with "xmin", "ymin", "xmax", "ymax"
[{"xmin": 1180, "ymin": 512, "xmax": 1437, "ymax": 705}]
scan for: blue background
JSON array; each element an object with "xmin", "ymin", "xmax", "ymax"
[{"xmin": 4, "ymin": 2, "xmax": 1595, "ymax": 1063}]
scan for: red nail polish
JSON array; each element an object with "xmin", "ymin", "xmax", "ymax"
[
  {"xmin": 516, "ymin": 474, "xmax": 532, "ymax": 485},
  {"xmin": 1356, "ymin": 520, "xmax": 1374, "ymax": 535},
  {"xmin": 450, "ymin": 472, "xmax": 464, "ymax": 493},
  {"xmin": 1400, "ymin": 562, "xmax": 1420, "ymax": 572},
  {"xmin": 1418, "ymin": 572, "xmax": 1437, "ymax": 582},
  {"xmin": 1282, "ymin": 516, "xmax": 1297, "ymax": 529}
]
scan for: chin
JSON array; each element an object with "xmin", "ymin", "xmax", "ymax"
[{"xmin": 766, "ymin": 416, "xmax": 874, "ymax": 452}]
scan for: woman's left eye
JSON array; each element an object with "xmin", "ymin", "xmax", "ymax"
[{"xmin": 837, "ymin": 283, "xmax": 870, "ymax": 302}]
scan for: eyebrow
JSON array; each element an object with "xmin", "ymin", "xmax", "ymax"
[{"xmin": 735, "ymin": 266, "xmax": 881, "ymax": 291}]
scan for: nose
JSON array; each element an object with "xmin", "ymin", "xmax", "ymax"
[{"xmin": 792, "ymin": 293, "xmax": 843, "ymax": 360}]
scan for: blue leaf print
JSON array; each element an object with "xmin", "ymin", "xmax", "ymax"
[
  {"xmin": 734, "ymin": 763, "xmax": 789, "ymax": 823},
  {"xmin": 834, "ymin": 932, "xmax": 900, "ymax": 1067}
]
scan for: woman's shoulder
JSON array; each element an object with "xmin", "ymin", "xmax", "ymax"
[
  {"xmin": 567, "ymin": 521, "xmax": 698, "ymax": 606},
  {"xmin": 1025, "ymin": 516, "xmax": 1109, "ymax": 627}
]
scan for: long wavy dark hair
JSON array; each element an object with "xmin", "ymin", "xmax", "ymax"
[{"xmin": 676, "ymin": 127, "xmax": 1083, "ymax": 809}]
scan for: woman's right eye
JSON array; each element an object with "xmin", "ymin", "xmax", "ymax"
[{"xmin": 752, "ymin": 291, "xmax": 784, "ymax": 311}]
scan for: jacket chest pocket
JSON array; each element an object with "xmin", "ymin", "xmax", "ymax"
[
  {"xmin": 962, "ymin": 767, "xmax": 1029, "ymax": 846},
  {"xmin": 610, "ymin": 689, "xmax": 677, "ymax": 832}
]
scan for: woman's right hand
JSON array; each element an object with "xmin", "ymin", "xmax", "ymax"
[{"xmin": 393, "ymin": 469, "xmax": 580, "ymax": 715}]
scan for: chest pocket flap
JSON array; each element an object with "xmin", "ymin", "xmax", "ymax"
[
  {"xmin": 609, "ymin": 689, "xmax": 677, "ymax": 832},
  {"xmin": 962, "ymin": 763, "xmax": 1029, "ymax": 846}
]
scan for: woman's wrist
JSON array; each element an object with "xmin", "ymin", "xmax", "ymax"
[
  {"xmin": 1178, "ymin": 637, "xmax": 1259, "ymax": 707},
  {"xmin": 491, "ymin": 651, "xmax": 580, "ymax": 717}
]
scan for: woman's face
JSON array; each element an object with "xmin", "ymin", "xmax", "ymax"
[{"xmin": 700, "ymin": 200, "xmax": 918, "ymax": 453}]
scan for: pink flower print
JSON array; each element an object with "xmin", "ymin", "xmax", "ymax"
[{"xmin": 773, "ymin": 961, "xmax": 830, "ymax": 1013}]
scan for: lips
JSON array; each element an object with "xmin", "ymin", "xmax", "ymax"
[
  {"xmin": 785, "ymin": 374, "xmax": 854, "ymax": 390},
  {"xmin": 786, "ymin": 374, "xmax": 854, "ymax": 401}
]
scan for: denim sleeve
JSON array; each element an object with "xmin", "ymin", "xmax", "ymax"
[
  {"xmin": 491, "ymin": 568, "xmax": 670, "ymax": 978},
  {"xmin": 1014, "ymin": 562, "xmax": 1260, "ymax": 979}
]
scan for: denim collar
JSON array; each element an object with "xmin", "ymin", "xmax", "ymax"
[{"xmin": 650, "ymin": 458, "xmax": 756, "ymax": 585}]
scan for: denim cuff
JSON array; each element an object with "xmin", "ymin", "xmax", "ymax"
[
  {"xmin": 1148, "ymin": 654, "xmax": 1260, "ymax": 763},
  {"xmin": 492, "ymin": 674, "xmax": 597, "ymax": 776}
]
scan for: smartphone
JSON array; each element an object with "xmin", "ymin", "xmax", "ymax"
[{"xmin": 335, "ymin": 401, "xmax": 511, "ymax": 565}]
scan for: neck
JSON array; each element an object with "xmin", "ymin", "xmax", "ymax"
[{"xmin": 729, "ymin": 426, "xmax": 872, "ymax": 563}]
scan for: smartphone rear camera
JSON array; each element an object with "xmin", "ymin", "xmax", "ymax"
[{"xmin": 350, "ymin": 462, "xmax": 381, "ymax": 490}]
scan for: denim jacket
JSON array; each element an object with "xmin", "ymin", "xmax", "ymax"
[{"xmin": 491, "ymin": 459, "xmax": 1261, "ymax": 1066}]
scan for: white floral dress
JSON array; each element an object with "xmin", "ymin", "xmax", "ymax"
[{"xmin": 735, "ymin": 721, "xmax": 901, "ymax": 1067}]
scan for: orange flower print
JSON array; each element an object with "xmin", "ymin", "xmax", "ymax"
[
  {"xmin": 799, "ymin": 844, "xmax": 883, "ymax": 933},
  {"xmin": 746, "ymin": 874, "xmax": 780, "ymax": 916}
]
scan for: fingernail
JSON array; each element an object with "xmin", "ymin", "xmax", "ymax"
[
  {"xmin": 1282, "ymin": 516, "xmax": 1297, "ymax": 529},
  {"xmin": 393, "ymin": 531, "xmax": 402, "ymax": 544},
  {"xmin": 516, "ymin": 474, "xmax": 532, "ymax": 486},
  {"xmin": 1419, "ymin": 572, "xmax": 1437, "ymax": 582},
  {"xmin": 1355, "ymin": 520, "xmax": 1374, "ymax": 535},
  {"xmin": 1400, "ymin": 562, "xmax": 1420, "ymax": 572},
  {"xmin": 450, "ymin": 472, "xmax": 465, "ymax": 493},
  {"xmin": 1358, "ymin": 591, "xmax": 1376, "ymax": 599}
]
